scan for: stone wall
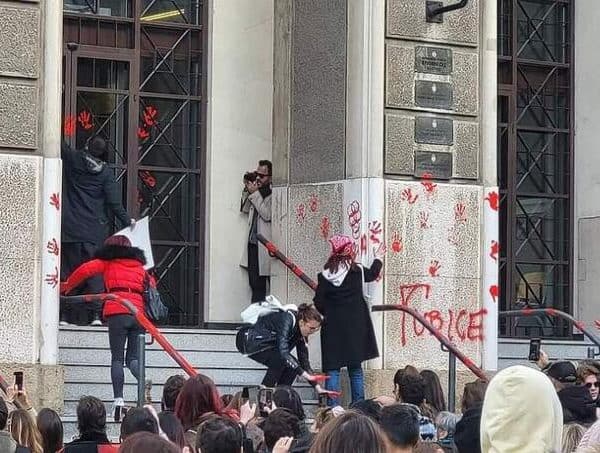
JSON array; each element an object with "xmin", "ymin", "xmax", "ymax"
[
  {"xmin": 0, "ymin": 0, "xmax": 64, "ymax": 408},
  {"xmin": 0, "ymin": 0, "xmax": 43, "ymax": 364}
]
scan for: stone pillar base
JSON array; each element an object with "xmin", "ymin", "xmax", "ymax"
[{"xmin": 0, "ymin": 363, "xmax": 64, "ymax": 412}]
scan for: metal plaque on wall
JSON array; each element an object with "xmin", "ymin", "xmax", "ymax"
[
  {"xmin": 415, "ymin": 46, "xmax": 452, "ymax": 75},
  {"xmin": 414, "ymin": 150, "xmax": 452, "ymax": 179},
  {"xmin": 415, "ymin": 81, "xmax": 453, "ymax": 110},
  {"xmin": 415, "ymin": 117, "xmax": 454, "ymax": 145}
]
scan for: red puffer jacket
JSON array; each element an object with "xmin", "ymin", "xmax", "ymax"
[{"xmin": 61, "ymin": 244, "xmax": 150, "ymax": 318}]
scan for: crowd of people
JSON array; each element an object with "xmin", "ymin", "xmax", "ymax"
[{"xmin": 1, "ymin": 355, "xmax": 600, "ymax": 453}]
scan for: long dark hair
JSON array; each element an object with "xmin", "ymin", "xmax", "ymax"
[
  {"xmin": 297, "ymin": 303, "xmax": 323, "ymax": 324},
  {"xmin": 37, "ymin": 408, "xmax": 63, "ymax": 453},
  {"xmin": 324, "ymin": 254, "xmax": 354, "ymax": 274},
  {"xmin": 174, "ymin": 374, "xmax": 227, "ymax": 431},
  {"xmin": 420, "ymin": 369, "xmax": 447, "ymax": 413}
]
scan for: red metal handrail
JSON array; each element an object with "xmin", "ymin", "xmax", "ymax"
[
  {"xmin": 257, "ymin": 234, "xmax": 488, "ymax": 381},
  {"xmin": 372, "ymin": 304, "xmax": 488, "ymax": 381},
  {"xmin": 499, "ymin": 308, "xmax": 600, "ymax": 348},
  {"xmin": 60, "ymin": 294, "xmax": 198, "ymax": 377}
]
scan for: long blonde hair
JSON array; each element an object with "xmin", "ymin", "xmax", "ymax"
[{"xmin": 9, "ymin": 409, "xmax": 43, "ymax": 453}]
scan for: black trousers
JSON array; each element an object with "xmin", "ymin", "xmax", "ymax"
[
  {"xmin": 61, "ymin": 242, "xmax": 105, "ymax": 324},
  {"xmin": 108, "ymin": 314, "xmax": 144, "ymax": 399},
  {"xmin": 251, "ymin": 350, "xmax": 298, "ymax": 387},
  {"xmin": 248, "ymin": 243, "xmax": 269, "ymax": 303}
]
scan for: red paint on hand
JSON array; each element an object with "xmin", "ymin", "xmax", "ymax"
[
  {"xmin": 308, "ymin": 374, "xmax": 329, "ymax": 383},
  {"xmin": 140, "ymin": 170, "xmax": 156, "ymax": 188}
]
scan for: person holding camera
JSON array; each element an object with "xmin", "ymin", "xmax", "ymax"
[{"xmin": 240, "ymin": 160, "xmax": 273, "ymax": 303}]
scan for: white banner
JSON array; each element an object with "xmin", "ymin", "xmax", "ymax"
[{"xmin": 114, "ymin": 216, "xmax": 155, "ymax": 270}]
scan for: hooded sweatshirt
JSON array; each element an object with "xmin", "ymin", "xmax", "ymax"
[{"xmin": 480, "ymin": 365, "xmax": 563, "ymax": 453}]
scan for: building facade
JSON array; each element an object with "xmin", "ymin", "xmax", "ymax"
[{"xmin": 0, "ymin": 0, "xmax": 595, "ymax": 406}]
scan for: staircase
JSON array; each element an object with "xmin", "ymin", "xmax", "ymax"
[{"xmin": 58, "ymin": 326, "xmax": 317, "ymax": 441}]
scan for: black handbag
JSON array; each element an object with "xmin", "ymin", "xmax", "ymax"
[{"xmin": 142, "ymin": 273, "xmax": 168, "ymax": 322}]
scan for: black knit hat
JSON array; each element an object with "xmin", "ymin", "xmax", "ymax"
[
  {"xmin": 545, "ymin": 361, "xmax": 577, "ymax": 384},
  {"xmin": 558, "ymin": 385, "xmax": 597, "ymax": 424}
]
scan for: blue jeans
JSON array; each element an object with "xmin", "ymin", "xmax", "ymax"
[{"xmin": 325, "ymin": 365, "xmax": 364, "ymax": 406}]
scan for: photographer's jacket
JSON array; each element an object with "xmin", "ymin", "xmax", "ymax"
[
  {"xmin": 236, "ymin": 310, "xmax": 312, "ymax": 375},
  {"xmin": 240, "ymin": 186, "xmax": 272, "ymax": 276}
]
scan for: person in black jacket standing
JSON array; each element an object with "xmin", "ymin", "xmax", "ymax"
[
  {"xmin": 60, "ymin": 136, "xmax": 134, "ymax": 325},
  {"xmin": 314, "ymin": 234, "xmax": 384, "ymax": 405},
  {"xmin": 236, "ymin": 304, "xmax": 326, "ymax": 389}
]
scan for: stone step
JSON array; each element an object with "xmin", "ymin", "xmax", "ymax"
[
  {"xmin": 59, "ymin": 348, "xmax": 258, "ymax": 369},
  {"xmin": 59, "ymin": 326, "xmax": 239, "ymax": 352}
]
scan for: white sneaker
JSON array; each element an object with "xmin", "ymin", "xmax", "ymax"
[
  {"xmin": 113, "ymin": 398, "xmax": 125, "ymax": 422},
  {"xmin": 90, "ymin": 319, "xmax": 103, "ymax": 326},
  {"xmin": 59, "ymin": 321, "xmax": 69, "ymax": 326}
]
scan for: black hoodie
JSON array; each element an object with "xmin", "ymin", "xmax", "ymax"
[{"xmin": 61, "ymin": 143, "xmax": 130, "ymax": 244}]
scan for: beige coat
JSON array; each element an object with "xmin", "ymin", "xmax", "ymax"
[{"xmin": 240, "ymin": 189, "xmax": 272, "ymax": 276}]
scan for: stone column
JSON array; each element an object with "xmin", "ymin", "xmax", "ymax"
[
  {"xmin": 272, "ymin": 0, "xmax": 496, "ymax": 403},
  {"xmin": 0, "ymin": 0, "xmax": 64, "ymax": 409}
]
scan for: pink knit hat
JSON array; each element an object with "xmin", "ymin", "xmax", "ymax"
[{"xmin": 328, "ymin": 234, "xmax": 354, "ymax": 257}]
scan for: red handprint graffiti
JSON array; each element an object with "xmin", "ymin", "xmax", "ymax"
[
  {"xmin": 140, "ymin": 170, "xmax": 156, "ymax": 188},
  {"xmin": 368, "ymin": 220, "xmax": 382, "ymax": 244},
  {"xmin": 296, "ymin": 203, "xmax": 306, "ymax": 225},
  {"xmin": 489, "ymin": 284, "xmax": 499, "ymax": 303},
  {"xmin": 485, "ymin": 191, "xmax": 499, "ymax": 211},
  {"xmin": 142, "ymin": 105, "xmax": 159, "ymax": 127},
  {"xmin": 347, "ymin": 201, "xmax": 362, "ymax": 239},
  {"xmin": 428, "ymin": 260, "xmax": 441, "ymax": 277},
  {"xmin": 595, "ymin": 320, "xmax": 600, "ymax": 331},
  {"xmin": 454, "ymin": 203, "xmax": 467, "ymax": 224},
  {"xmin": 45, "ymin": 266, "xmax": 59, "ymax": 288},
  {"xmin": 137, "ymin": 127, "xmax": 150, "ymax": 140},
  {"xmin": 391, "ymin": 232, "xmax": 403, "ymax": 253},
  {"xmin": 418, "ymin": 211, "xmax": 430, "ymax": 229},
  {"xmin": 77, "ymin": 110, "xmax": 93, "ymax": 130},
  {"xmin": 49, "ymin": 193, "xmax": 60, "ymax": 210},
  {"xmin": 63, "ymin": 115, "xmax": 76, "ymax": 137},
  {"xmin": 46, "ymin": 238, "xmax": 59, "ymax": 256},
  {"xmin": 490, "ymin": 240, "xmax": 499, "ymax": 261},
  {"xmin": 319, "ymin": 216, "xmax": 331, "ymax": 239},
  {"xmin": 400, "ymin": 188, "xmax": 419, "ymax": 204},
  {"xmin": 309, "ymin": 194, "xmax": 319, "ymax": 213},
  {"xmin": 421, "ymin": 173, "xmax": 438, "ymax": 198}
]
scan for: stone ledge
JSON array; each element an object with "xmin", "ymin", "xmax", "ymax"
[{"xmin": 0, "ymin": 363, "xmax": 64, "ymax": 413}]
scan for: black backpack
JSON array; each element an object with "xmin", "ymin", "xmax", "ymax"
[{"xmin": 142, "ymin": 273, "xmax": 168, "ymax": 322}]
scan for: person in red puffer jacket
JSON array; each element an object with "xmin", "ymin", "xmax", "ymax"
[{"xmin": 61, "ymin": 235, "xmax": 151, "ymax": 418}]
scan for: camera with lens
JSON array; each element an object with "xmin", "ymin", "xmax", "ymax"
[{"xmin": 243, "ymin": 171, "xmax": 258, "ymax": 183}]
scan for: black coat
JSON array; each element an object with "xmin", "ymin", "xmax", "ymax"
[
  {"xmin": 61, "ymin": 143, "xmax": 130, "ymax": 245},
  {"xmin": 313, "ymin": 260, "xmax": 381, "ymax": 370},
  {"xmin": 454, "ymin": 404, "xmax": 482, "ymax": 453},
  {"xmin": 237, "ymin": 310, "xmax": 312, "ymax": 374}
]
